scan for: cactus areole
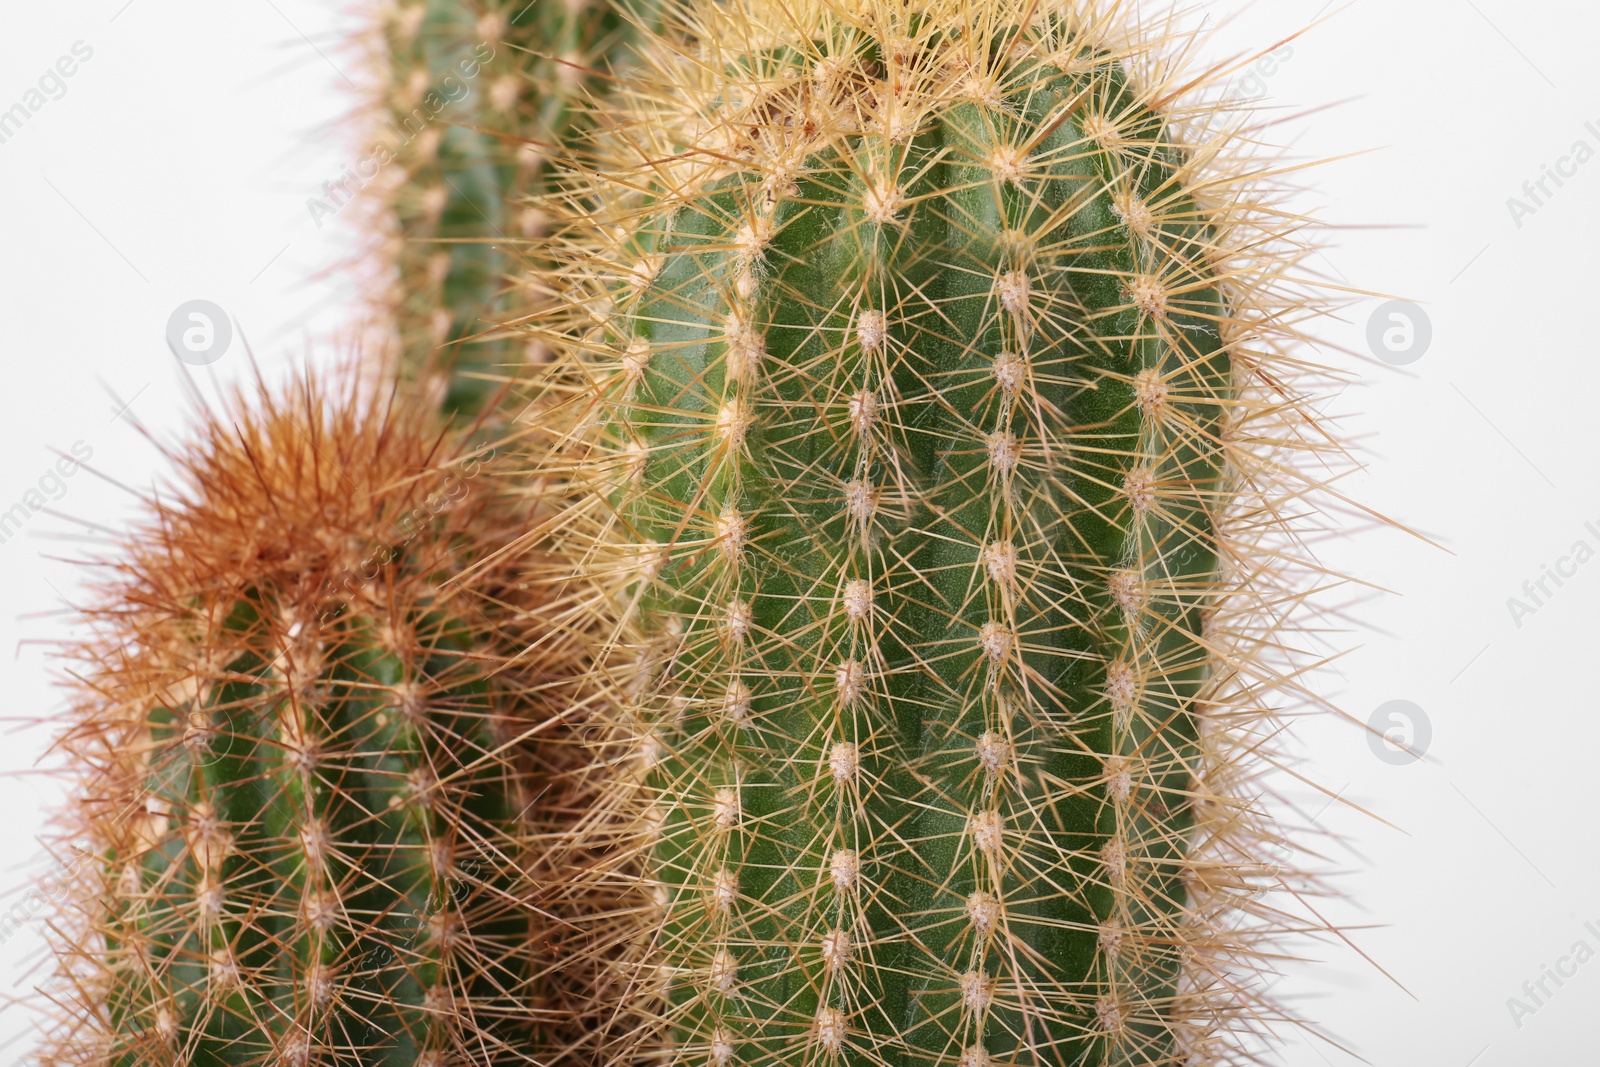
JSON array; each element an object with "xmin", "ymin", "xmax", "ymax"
[{"xmin": 569, "ymin": 2, "xmax": 1239, "ymax": 1064}]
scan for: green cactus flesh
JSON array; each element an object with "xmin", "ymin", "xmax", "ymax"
[
  {"xmin": 599, "ymin": 27, "xmax": 1229, "ymax": 1067},
  {"xmin": 103, "ymin": 597, "xmax": 534, "ymax": 1066}
]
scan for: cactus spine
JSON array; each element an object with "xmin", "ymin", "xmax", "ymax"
[
  {"xmin": 37, "ymin": 376, "xmax": 581, "ymax": 1065},
  {"xmin": 540, "ymin": 1, "xmax": 1330, "ymax": 1064}
]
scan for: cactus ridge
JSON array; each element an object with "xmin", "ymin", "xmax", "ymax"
[
  {"xmin": 532, "ymin": 1, "xmax": 1346, "ymax": 1065},
  {"xmin": 35, "ymin": 373, "xmax": 581, "ymax": 1066}
]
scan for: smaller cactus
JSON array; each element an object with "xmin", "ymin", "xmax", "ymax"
[{"xmin": 35, "ymin": 371, "xmax": 586, "ymax": 1065}]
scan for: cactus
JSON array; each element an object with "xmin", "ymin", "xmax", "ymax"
[
  {"xmin": 536, "ymin": 1, "xmax": 1336, "ymax": 1064},
  {"xmin": 35, "ymin": 373, "xmax": 588, "ymax": 1065},
  {"xmin": 378, "ymin": 0, "xmax": 516, "ymax": 416},
  {"xmin": 378, "ymin": 0, "xmax": 652, "ymax": 416}
]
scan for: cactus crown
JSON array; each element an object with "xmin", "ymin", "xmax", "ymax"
[{"xmin": 534, "ymin": 1, "xmax": 1345, "ymax": 1065}]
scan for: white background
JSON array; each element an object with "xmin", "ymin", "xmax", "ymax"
[{"xmin": 0, "ymin": 0, "xmax": 1595, "ymax": 1064}]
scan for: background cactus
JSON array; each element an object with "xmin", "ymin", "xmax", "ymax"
[
  {"xmin": 376, "ymin": 0, "xmax": 651, "ymax": 416},
  {"xmin": 534, "ymin": 1, "xmax": 1336, "ymax": 1064},
  {"xmin": 34, "ymin": 373, "xmax": 589, "ymax": 1065}
]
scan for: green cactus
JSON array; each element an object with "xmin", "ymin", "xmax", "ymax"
[
  {"xmin": 536, "ymin": 1, "xmax": 1317, "ymax": 1064},
  {"xmin": 37, "ymin": 377, "xmax": 583, "ymax": 1065},
  {"xmin": 382, "ymin": 0, "xmax": 651, "ymax": 416},
  {"xmin": 367, "ymin": 3, "xmax": 675, "ymax": 1056},
  {"xmin": 380, "ymin": 0, "xmax": 512, "ymax": 416}
]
